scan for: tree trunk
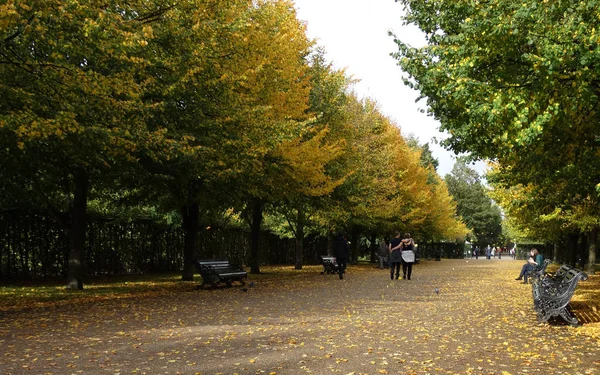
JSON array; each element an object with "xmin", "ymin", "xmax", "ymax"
[
  {"xmin": 67, "ymin": 170, "xmax": 88, "ymax": 290},
  {"xmin": 350, "ymin": 228, "xmax": 359, "ymax": 265},
  {"xmin": 586, "ymin": 227, "xmax": 598, "ymax": 275},
  {"xmin": 567, "ymin": 232, "xmax": 578, "ymax": 265},
  {"xmin": 579, "ymin": 232, "xmax": 588, "ymax": 269},
  {"xmin": 249, "ymin": 198, "xmax": 263, "ymax": 274},
  {"xmin": 181, "ymin": 201, "xmax": 199, "ymax": 281},
  {"xmin": 552, "ymin": 243, "xmax": 559, "ymax": 263},
  {"xmin": 369, "ymin": 233, "xmax": 377, "ymax": 263},
  {"xmin": 327, "ymin": 231, "xmax": 333, "ymax": 256},
  {"xmin": 294, "ymin": 209, "xmax": 304, "ymax": 270}
]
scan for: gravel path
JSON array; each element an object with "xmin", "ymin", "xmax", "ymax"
[{"xmin": 1, "ymin": 259, "xmax": 598, "ymax": 375}]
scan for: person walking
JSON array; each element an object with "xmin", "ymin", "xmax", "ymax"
[
  {"xmin": 400, "ymin": 233, "xmax": 416, "ymax": 280},
  {"xmin": 378, "ymin": 240, "xmax": 389, "ymax": 269},
  {"xmin": 333, "ymin": 233, "xmax": 349, "ymax": 279},
  {"xmin": 388, "ymin": 232, "xmax": 403, "ymax": 280}
]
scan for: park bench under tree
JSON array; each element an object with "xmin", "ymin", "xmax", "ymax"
[
  {"xmin": 195, "ymin": 260, "xmax": 248, "ymax": 289},
  {"xmin": 531, "ymin": 264, "xmax": 588, "ymax": 325},
  {"xmin": 320, "ymin": 256, "xmax": 339, "ymax": 275}
]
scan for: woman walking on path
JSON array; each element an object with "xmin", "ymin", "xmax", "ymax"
[
  {"xmin": 389, "ymin": 232, "xmax": 403, "ymax": 280},
  {"xmin": 401, "ymin": 233, "xmax": 416, "ymax": 280}
]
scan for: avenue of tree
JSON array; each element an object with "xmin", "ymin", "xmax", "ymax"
[
  {"xmin": 1, "ymin": 1, "xmax": 470, "ymax": 288},
  {"xmin": 393, "ymin": 0, "xmax": 599, "ymax": 273}
]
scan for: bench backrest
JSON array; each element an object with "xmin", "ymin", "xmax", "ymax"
[
  {"xmin": 536, "ymin": 266, "xmax": 588, "ymax": 300},
  {"xmin": 553, "ymin": 265, "xmax": 571, "ymax": 280},
  {"xmin": 197, "ymin": 260, "xmax": 230, "ymax": 267},
  {"xmin": 196, "ymin": 260, "xmax": 235, "ymax": 274}
]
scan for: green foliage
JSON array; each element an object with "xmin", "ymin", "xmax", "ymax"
[
  {"xmin": 394, "ymin": 0, "xmax": 600, "ymax": 256},
  {"xmin": 445, "ymin": 158, "xmax": 502, "ymax": 245},
  {"xmin": 0, "ymin": 1, "xmax": 474, "ymax": 280}
]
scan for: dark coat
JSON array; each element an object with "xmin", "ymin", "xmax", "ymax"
[{"xmin": 333, "ymin": 235, "xmax": 348, "ymax": 260}]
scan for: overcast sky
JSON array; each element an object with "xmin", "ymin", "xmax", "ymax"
[{"xmin": 293, "ymin": 0, "xmax": 485, "ymax": 177}]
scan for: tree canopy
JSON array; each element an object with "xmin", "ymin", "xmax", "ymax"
[
  {"xmin": 1, "ymin": 0, "xmax": 469, "ymax": 284},
  {"xmin": 393, "ymin": 0, "xmax": 599, "ymax": 271}
]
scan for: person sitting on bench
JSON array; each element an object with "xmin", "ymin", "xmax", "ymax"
[{"xmin": 515, "ymin": 248, "xmax": 543, "ymax": 284}]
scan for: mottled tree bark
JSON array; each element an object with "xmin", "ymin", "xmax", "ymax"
[
  {"xmin": 67, "ymin": 170, "xmax": 88, "ymax": 290},
  {"xmin": 294, "ymin": 208, "xmax": 304, "ymax": 270},
  {"xmin": 586, "ymin": 227, "xmax": 597, "ymax": 274},
  {"xmin": 181, "ymin": 201, "xmax": 199, "ymax": 281},
  {"xmin": 249, "ymin": 198, "xmax": 263, "ymax": 274}
]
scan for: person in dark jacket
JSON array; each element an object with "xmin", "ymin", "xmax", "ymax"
[
  {"xmin": 333, "ymin": 233, "xmax": 349, "ymax": 279},
  {"xmin": 388, "ymin": 232, "xmax": 403, "ymax": 280}
]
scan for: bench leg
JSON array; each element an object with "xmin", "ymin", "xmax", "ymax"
[
  {"xmin": 197, "ymin": 280, "xmax": 208, "ymax": 290},
  {"xmin": 559, "ymin": 306, "xmax": 579, "ymax": 326}
]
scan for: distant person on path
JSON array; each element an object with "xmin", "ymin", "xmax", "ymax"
[
  {"xmin": 497, "ymin": 246, "xmax": 502, "ymax": 259},
  {"xmin": 333, "ymin": 233, "xmax": 349, "ymax": 279},
  {"xmin": 378, "ymin": 240, "xmax": 389, "ymax": 269},
  {"xmin": 474, "ymin": 246, "xmax": 480, "ymax": 259},
  {"xmin": 510, "ymin": 247, "xmax": 516, "ymax": 259},
  {"xmin": 400, "ymin": 233, "xmax": 416, "ymax": 280},
  {"xmin": 389, "ymin": 232, "xmax": 403, "ymax": 280},
  {"xmin": 515, "ymin": 248, "xmax": 543, "ymax": 284},
  {"xmin": 486, "ymin": 245, "xmax": 492, "ymax": 260}
]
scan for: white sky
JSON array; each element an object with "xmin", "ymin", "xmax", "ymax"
[{"xmin": 293, "ymin": 0, "xmax": 485, "ymax": 177}]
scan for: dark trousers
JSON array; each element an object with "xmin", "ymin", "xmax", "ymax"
[
  {"xmin": 390, "ymin": 262, "xmax": 401, "ymax": 278},
  {"xmin": 337, "ymin": 258, "xmax": 347, "ymax": 274},
  {"xmin": 519, "ymin": 263, "xmax": 534, "ymax": 281},
  {"xmin": 402, "ymin": 260, "xmax": 413, "ymax": 279}
]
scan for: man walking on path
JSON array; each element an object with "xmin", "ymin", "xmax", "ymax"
[
  {"xmin": 378, "ymin": 240, "xmax": 389, "ymax": 269},
  {"xmin": 333, "ymin": 233, "xmax": 349, "ymax": 279}
]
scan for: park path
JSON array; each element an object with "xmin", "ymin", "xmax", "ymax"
[{"xmin": 1, "ymin": 259, "xmax": 598, "ymax": 375}]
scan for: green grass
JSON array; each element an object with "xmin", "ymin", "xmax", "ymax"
[{"xmin": 0, "ymin": 273, "xmax": 191, "ymax": 311}]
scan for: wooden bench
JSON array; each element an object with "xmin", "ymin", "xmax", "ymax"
[
  {"xmin": 320, "ymin": 256, "xmax": 339, "ymax": 275},
  {"xmin": 195, "ymin": 260, "xmax": 248, "ymax": 289},
  {"xmin": 531, "ymin": 264, "xmax": 588, "ymax": 325}
]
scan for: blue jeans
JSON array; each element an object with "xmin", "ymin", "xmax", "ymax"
[{"xmin": 520, "ymin": 263, "xmax": 534, "ymax": 281}]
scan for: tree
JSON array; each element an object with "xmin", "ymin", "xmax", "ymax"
[
  {"xmin": 131, "ymin": 0, "xmax": 316, "ymax": 278},
  {"xmin": 393, "ymin": 0, "xmax": 599, "ymax": 272},
  {"xmin": 0, "ymin": 1, "xmax": 173, "ymax": 289},
  {"xmin": 405, "ymin": 135, "xmax": 439, "ymax": 172},
  {"xmin": 445, "ymin": 159, "xmax": 502, "ymax": 246}
]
